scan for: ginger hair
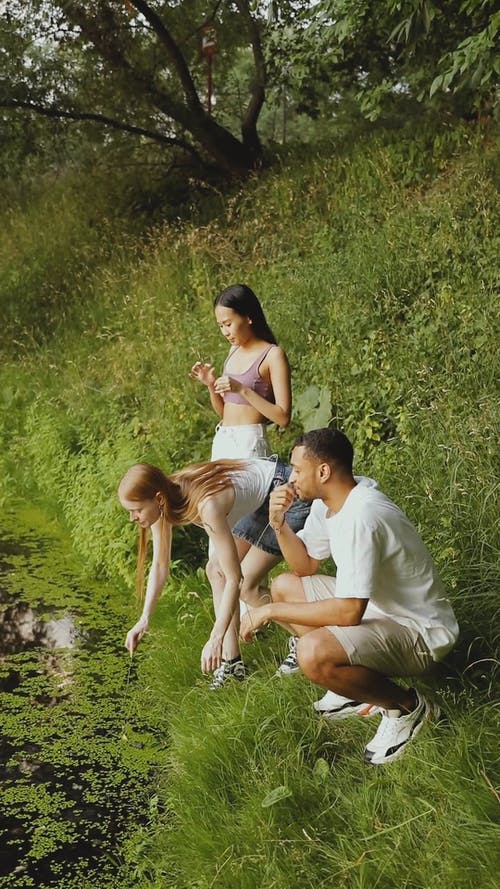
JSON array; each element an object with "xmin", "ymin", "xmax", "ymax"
[{"xmin": 118, "ymin": 460, "xmax": 247, "ymax": 599}]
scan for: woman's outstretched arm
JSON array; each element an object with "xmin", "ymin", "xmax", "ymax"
[{"xmin": 125, "ymin": 519, "xmax": 172, "ymax": 655}]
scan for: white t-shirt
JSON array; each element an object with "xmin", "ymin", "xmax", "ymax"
[{"xmin": 297, "ymin": 478, "xmax": 459, "ymax": 660}]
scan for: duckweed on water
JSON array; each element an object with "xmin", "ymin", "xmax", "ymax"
[{"xmin": 0, "ymin": 507, "xmax": 167, "ymax": 889}]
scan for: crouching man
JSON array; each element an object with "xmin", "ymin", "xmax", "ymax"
[{"xmin": 240, "ymin": 427, "xmax": 459, "ymax": 765}]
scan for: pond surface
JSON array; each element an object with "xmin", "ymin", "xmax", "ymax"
[{"xmin": 0, "ymin": 507, "xmax": 161, "ymax": 889}]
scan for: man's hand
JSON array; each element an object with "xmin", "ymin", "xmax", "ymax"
[
  {"xmin": 240, "ymin": 605, "xmax": 269, "ymax": 643},
  {"xmin": 269, "ymin": 483, "xmax": 296, "ymax": 531},
  {"xmin": 125, "ymin": 617, "xmax": 149, "ymax": 656}
]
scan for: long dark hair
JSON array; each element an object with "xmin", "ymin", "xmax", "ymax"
[{"xmin": 214, "ymin": 284, "xmax": 277, "ymax": 344}]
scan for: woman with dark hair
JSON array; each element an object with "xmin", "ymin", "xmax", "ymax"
[
  {"xmin": 190, "ymin": 284, "xmax": 291, "ymax": 460},
  {"xmin": 118, "ymin": 457, "xmax": 310, "ymax": 688}
]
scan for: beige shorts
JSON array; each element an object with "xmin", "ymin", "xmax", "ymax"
[{"xmin": 301, "ymin": 575, "xmax": 435, "ymax": 677}]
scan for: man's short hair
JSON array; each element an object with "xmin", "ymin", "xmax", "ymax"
[{"xmin": 294, "ymin": 428, "xmax": 354, "ymax": 474}]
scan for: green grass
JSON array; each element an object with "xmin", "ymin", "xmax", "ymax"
[
  {"xmin": 119, "ymin": 574, "xmax": 500, "ymax": 888},
  {"xmin": 0, "ymin": 117, "xmax": 499, "ymax": 887}
]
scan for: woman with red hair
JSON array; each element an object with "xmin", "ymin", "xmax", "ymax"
[{"xmin": 118, "ymin": 456, "xmax": 310, "ymax": 688}]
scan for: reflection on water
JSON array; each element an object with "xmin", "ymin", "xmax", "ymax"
[
  {"xmin": 0, "ymin": 603, "xmax": 78, "ymax": 655},
  {"xmin": 0, "ymin": 515, "xmax": 152, "ymax": 889}
]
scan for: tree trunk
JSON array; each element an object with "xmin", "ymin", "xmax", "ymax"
[{"xmin": 189, "ymin": 110, "xmax": 262, "ymax": 175}]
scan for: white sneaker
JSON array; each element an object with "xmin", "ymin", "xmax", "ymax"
[
  {"xmin": 313, "ymin": 690, "xmax": 381, "ymax": 721},
  {"xmin": 275, "ymin": 636, "xmax": 300, "ymax": 676},
  {"xmin": 364, "ymin": 688, "xmax": 440, "ymax": 765}
]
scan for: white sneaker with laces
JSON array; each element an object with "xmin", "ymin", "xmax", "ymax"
[
  {"xmin": 313, "ymin": 690, "xmax": 381, "ymax": 721},
  {"xmin": 275, "ymin": 636, "xmax": 300, "ymax": 676},
  {"xmin": 364, "ymin": 689, "xmax": 440, "ymax": 765}
]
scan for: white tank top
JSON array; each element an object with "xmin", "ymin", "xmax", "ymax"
[{"xmin": 226, "ymin": 459, "xmax": 275, "ymax": 529}]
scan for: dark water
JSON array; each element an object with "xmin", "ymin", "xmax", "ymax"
[{"xmin": 0, "ymin": 509, "xmax": 159, "ymax": 889}]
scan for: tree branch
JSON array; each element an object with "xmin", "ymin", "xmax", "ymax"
[
  {"xmin": 232, "ymin": 0, "xmax": 266, "ymax": 150},
  {"xmin": 2, "ymin": 99, "xmax": 203, "ymax": 160},
  {"xmin": 3, "ymin": 3, "xmax": 263, "ymax": 174},
  {"xmin": 180, "ymin": 0, "xmax": 224, "ymax": 46},
  {"xmin": 128, "ymin": 0, "xmax": 204, "ymax": 113},
  {"xmin": 63, "ymin": 4, "xmax": 207, "ymax": 134}
]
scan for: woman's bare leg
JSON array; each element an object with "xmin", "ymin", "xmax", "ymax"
[
  {"xmin": 239, "ymin": 546, "xmax": 281, "ymax": 609},
  {"xmin": 270, "ymin": 572, "xmax": 310, "ymax": 636},
  {"xmin": 205, "ymin": 556, "xmax": 241, "ymax": 661}
]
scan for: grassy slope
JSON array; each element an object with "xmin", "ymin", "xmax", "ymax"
[{"xmin": 0, "ymin": 121, "xmax": 499, "ymax": 887}]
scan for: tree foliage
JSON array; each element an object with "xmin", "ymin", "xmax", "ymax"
[
  {"xmin": 1, "ymin": 1, "xmax": 498, "ymax": 182},
  {"xmin": 0, "ymin": 0, "xmax": 269, "ymax": 175},
  {"xmin": 267, "ymin": 0, "xmax": 499, "ymax": 121}
]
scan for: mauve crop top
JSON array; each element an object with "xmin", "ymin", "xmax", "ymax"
[{"xmin": 222, "ymin": 345, "xmax": 275, "ymax": 405}]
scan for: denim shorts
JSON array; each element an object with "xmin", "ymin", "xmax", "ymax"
[{"xmin": 232, "ymin": 458, "xmax": 312, "ymax": 556}]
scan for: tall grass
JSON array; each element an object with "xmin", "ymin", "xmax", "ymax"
[
  {"xmin": 0, "ymin": 119, "xmax": 498, "ymax": 887},
  {"xmin": 120, "ymin": 582, "xmax": 500, "ymax": 888}
]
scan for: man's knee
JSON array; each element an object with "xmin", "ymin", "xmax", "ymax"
[
  {"xmin": 270, "ymin": 572, "xmax": 299, "ymax": 602},
  {"xmin": 297, "ymin": 632, "xmax": 324, "ymax": 675},
  {"xmin": 297, "ymin": 630, "xmax": 347, "ymax": 679}
]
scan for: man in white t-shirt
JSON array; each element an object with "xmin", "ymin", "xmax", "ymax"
[{"xmin": 240, "ymin": 428, "xmax": 459, "ymax": 765}]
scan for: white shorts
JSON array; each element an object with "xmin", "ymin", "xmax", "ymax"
[
  {"xmin": 301, "ymin": 575, "xmax": 435, "ymax": 677},
  {"xmin": 210, "ymin": 423, "xmax": 271, "ymax": 461}
]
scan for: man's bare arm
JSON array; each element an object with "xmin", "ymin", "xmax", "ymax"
[
  {"xmin": 269, "ymin": 484, "xmax": 320, "ymax": 576},
  {"xmin": 240, "ymin": 596, "xmax": 367, "ymax": 641}
]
